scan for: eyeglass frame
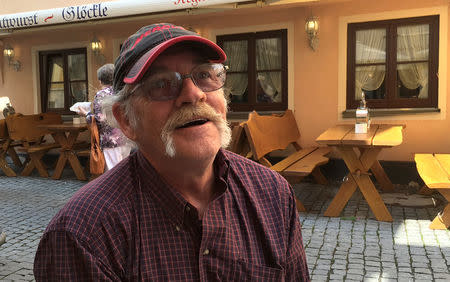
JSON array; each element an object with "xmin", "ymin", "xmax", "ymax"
[{"xmin": 124, "ymin": 63, "xmax": 229, "ymax": 102}]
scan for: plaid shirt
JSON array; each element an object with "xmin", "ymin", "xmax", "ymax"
[{"xmin": 34, "ymin": 149, "xmax": 309, "ymax": 281}]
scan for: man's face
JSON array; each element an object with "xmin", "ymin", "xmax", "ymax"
[{"xmin": 126, "ymin": 49, "xmax": 231, "ymax": 163}]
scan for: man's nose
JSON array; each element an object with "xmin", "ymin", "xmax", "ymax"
[{"xmin": 174, "ymin": 76, "xmax": 206, "ymax": 107}]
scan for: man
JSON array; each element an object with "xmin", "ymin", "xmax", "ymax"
[{"xmin": 34, "ymin": 23, "xmax": 310, "ymax": 281}]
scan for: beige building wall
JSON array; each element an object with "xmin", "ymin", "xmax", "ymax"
[{"xmin": 0, "ymin": 0, "xmax": 449, "ymax": 161}]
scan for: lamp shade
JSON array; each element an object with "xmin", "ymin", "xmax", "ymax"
[
  {"xmin": 91, "ymin": 36, "xmax": 102, "ymax": 53},
  {"xmin": 305, "ymin": 16, "xmax": 319, "ymax": 37},
  {"xmin": 3, "ymin": 45, "xmax": 14, "ymax": 59}
]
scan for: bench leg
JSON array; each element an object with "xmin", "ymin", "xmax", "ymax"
[
  {"xmin": 430, "ymin": 190, "xmax": 450, "ymax": 230},
  {"xmin": 282, "ymin": 175, "xmax": 307, "ymax": 212},
  {"xmin": 21, "ymin": 160, "xmax": 35, "ymax": 176},
  {"xmin": 418, "ymin": 185, "xmax": 434, "ymax": 196},
  {"xmin": 8, "ymin": 147, "xmax": 22, "ymax": 167},
  {"xmin": 311, "ymin": 167, "xmax": 328, "ymax": 185},
  {"xmin": 0, "ymin": 157, "xmax": 16, "ymax": 177},
  {"xmin": 31, "ymin": 152, "xmax": 49, "ymax": 178},
  {"xmin": 295, "ymin": 197, "xmax": 306, "ymax": 212}
]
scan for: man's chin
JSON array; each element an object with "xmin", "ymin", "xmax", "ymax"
[{"xmin": 168, "ymin": 136, "xmax": 221, "ymax": 160}]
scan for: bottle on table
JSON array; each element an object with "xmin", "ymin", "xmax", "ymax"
[{"xmin": 355, "ymin": 92, "xmax": 370, "ymax": 134}]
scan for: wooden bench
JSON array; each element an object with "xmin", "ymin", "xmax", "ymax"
[
  {"xmin": 6, "ymin": 113, "xmax": 62, "ymax": 177},
  {"xmin": 243, "ymin": 110, "xmax": 331, "ymax": 212},
  {"xmin": 0, "ymin": 119, "xmax": 23, "ymax": 176},
  {"xmin": 228, "ymin": 122, "xmax": 252, "ymax": 158},
  {"xmin": 415, "ymin": 153, "xmax": 450, "ymax": 230}
]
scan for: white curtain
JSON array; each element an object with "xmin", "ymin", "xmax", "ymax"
[
  {"xmin": 256, "ymin": 38, "xmax": 282, "ymax": 102},
  {"xmin": 355, "ymin": 29, "xmax": 386, "ymax": 100},
  {"xmin": 397, "ymin": 24, "xmax": 429, "ymax": 98},
  {"xmin": 222, "ymin": 41, "xmax": 248, "ymax": 97}
]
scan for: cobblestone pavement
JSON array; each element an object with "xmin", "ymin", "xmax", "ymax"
[{"xmin": 0, "ymin": 172, "xmax": 449, "ymax": 281}]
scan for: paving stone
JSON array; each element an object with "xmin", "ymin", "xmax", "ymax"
[
  {"xmin": 347, "ymin": 268, "xmax": 364, "ymax": 276},
  {"xmin": 311, "ymin": 274, "xmax": 328, "ymax": 281},
  {"xmin": 345, "ymin": 273, "xmax": 364, "ymax": 280},
  {"xmin": 414, "ymin": 267, "xmax": 432, "ymax": 274},
  {"xmin": 413, "ymin": 273, "xmax": 433, "ymax": 280},
  {"xmin": 328, "ymin": 274, "xmax": 344, "ymax": 281},
  {"xmin": 2, "ymin": 175, "xmax": 449, "ymax": 280}
]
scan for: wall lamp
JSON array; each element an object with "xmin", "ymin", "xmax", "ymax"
[
  {"xmin": 305, "ymin": 16, "xmax": 319, "ymax": 51},
  {"xmin": 91, "ymin": 35, "xmax": 105, "ymax": 64},
  {"xmin": 3, "ymin": 44, "xmax": 21, "ymax": 71},
  {"xmin": 91, "ymin": 36, "xmax": 102, "ymax": 54}
]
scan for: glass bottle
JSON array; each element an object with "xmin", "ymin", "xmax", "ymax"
[{"xmin": 355, "ymin": 92, "xmax": 370, "ymax": 133}]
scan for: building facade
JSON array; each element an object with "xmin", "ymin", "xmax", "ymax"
[{"xmin": 1, "ymin": 0, "xmax": 449, "ymax": 161}]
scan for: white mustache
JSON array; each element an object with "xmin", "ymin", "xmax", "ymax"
[
  {"xmin": 162, "ymin": 103, "xmax": 224, "ymax": 133},
  {"xmin": 160, "ymin": 103, "xmax": 231, "ymax": 158}
]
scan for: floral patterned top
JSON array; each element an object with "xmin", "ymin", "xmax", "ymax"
[{"xmin": 86, "ymin": 86, "xmax": 127, "ymax": 149}]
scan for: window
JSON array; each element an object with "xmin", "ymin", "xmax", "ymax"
[
  {"xmin": 217, "ymin": 29, "xmax": 287, "ymax": 112},
  {"xmin": 39, "ymin": 48, "xmax": 88, "ymax": 114},
  {"xmin": 347, "ymin": 15, "xmax": 439, "ymax": 109}
]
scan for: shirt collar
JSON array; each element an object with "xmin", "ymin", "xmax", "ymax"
[{"xmin": 135, "ymin": 149, "xmax": 230, "ymax": 225}]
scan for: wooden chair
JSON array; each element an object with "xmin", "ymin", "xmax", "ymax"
[
  {"xmin": 6, "ymin": 113, "xmax": 62, "ymax": 177},
  {"xmin": 0, "ymin": 119, "xmax": 22, "ymax": 176},
  {"xmin": 415, "ymin": 153, "xmax": 450, "ymax": 229},
  {"xmin": 228, "ymin": 122, "xmax": 252, "ymax": 158},
  {"xmin": 243, "ymin": 110, "xmax": 331, "ymax": 212}
]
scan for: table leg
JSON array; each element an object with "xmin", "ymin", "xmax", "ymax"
[
  {"xmin": 359, "ymin": 147, "xmax": 395, "ymax": 192},
  {"xmin": 52, "ymin": 153, "xmax": 67, "ymax": 180},
  {"xmin": 324, "ymin": 176, "xmax": 357, "ymax": 217},
  {"xmin": 370, "ymin": 160, "xmax": 394, "ymax": 191},
  {"xmin": 351, "ymin": 171, "xmax": 392, "ymax": 222},
  {"xmin": 67, "ymin": 151, "xmax": 86, "ymax": 181},
  {"xmin": 327, "ymin": 146, "xmax": 393, "ymax": 222},
  {"xmin": 51, "ymin": 131, "xmax": 86, "ymax": 181}
]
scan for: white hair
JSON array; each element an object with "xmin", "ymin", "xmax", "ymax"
[{"xmin": 102, "ymin": 85, "xmax": 231, "ymax": 158}]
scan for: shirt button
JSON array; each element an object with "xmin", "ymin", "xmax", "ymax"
[
  {"xmin": 203, "ymin": 248, "xmax": 210, "ymax": 255},
  {"xmin": 186, "ymin": 206, "xmax": 191, "ymax": 212},
  {"xmin": 175, "ymin": 225, "xmax": 181, "ymax": 232}
]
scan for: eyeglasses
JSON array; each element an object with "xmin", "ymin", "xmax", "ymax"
[{"xmin": 130, "ymin": 63, "xmax": 228, "ymax": 101}]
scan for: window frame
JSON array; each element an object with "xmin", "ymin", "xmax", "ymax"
[
  {"xmin": 217, "ymin": 29, "xmax": 288, "ymax": 112},
  {"xmin": 39, "ymin": 48, "xmax": 88, "ymax": 114},
  {"xmin": 346, "ymin": 15, "xmax": 439, "ymax": 110}
]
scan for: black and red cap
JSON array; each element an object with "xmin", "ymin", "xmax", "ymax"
[{"xmin": 113, "ymin": 23, "xmax": 226, "ymax": 93}]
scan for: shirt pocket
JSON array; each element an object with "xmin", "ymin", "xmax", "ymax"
[{"xmin": 216, "ymin": 259, "xmax": 285, "ymax": 282}]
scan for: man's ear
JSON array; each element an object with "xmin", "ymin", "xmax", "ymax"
[{"xmin": 112, "ymin": 103, "xmax": 137, "ymax": 141}]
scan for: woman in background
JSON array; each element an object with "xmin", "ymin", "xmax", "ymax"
[{"xmin": 78, "ymin": 63, "xmax": 131, "ymax": 171}]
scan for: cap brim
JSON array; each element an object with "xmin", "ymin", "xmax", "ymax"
[{"xmin": 123, "ymin": 35, "xmax": 226, "ymax": 84}]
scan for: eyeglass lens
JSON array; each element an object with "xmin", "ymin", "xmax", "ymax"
[{"xmin": 138, "ymin": 63, "xmax": 227, "ymax": 101}]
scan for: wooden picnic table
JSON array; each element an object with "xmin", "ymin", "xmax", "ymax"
[
  {"xmin": 38, "ymin": 122, "xmax": 88, "ymax": 181},
  {"xmin": 415, "ymin": 153, "xmax": 450, "ymax": 229},
  {"xmin": 316, "ymin": 124, "xmax": 405, "ymax": 222}
]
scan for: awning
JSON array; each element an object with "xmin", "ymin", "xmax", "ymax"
[
  {"xmin": 0, "ymin": 0, "xmax": 253, "ymax": 31},
  {"xmin": 0, "ymin": 0, "xmax": 320, "ymax": 31}
]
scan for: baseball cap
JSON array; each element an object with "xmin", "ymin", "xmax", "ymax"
[{"xmin": 113, "ymin": 23, "xmax": 226, "ymax": 93}]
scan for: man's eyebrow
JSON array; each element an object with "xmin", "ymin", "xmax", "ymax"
[
  {"xmin": 146, "ymin": 66, "xmax": 169, "ymax": 75},
  {"xmin": 145, "ymin": 59, "xmax": 209, "ymax": 77}
]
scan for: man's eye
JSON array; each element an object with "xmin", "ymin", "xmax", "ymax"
[
  {"xmin": 196, "ymin": 71, "xmax": 212, "ymax": 80},
  {"xmin": 150, "ymin": 79, "xmax": 169, "ymax": 89}
]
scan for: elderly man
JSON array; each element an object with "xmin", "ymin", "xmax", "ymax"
[{"xmin": 34, "ymin": 23, "xmax": 310, "ymax": 281}]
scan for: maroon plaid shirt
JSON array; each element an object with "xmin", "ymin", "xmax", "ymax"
[{"xmin": 34, "ymin": 149, "xmax": 309, "ymax": 281}]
